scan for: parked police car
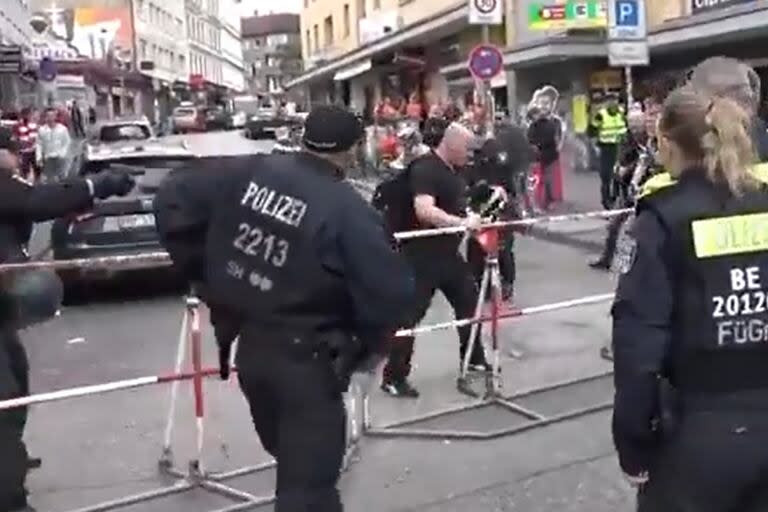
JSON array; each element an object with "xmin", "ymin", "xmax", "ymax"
[{"xmin": 52, "ymin": 139, "xmax": 195, "ymax": 284}]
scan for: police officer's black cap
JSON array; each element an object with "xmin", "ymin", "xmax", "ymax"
[
  {"xmin": 302, "ymin": 105, "xmax": 363, "ymax": 153},
  {"xmin": 0, "ymin": 127, "xmax": 19, "ymax": 155}
]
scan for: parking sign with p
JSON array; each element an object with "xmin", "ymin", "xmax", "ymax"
[{"xmin": 608, "ymin": 0, "xmax": 646, "ymax": 40}]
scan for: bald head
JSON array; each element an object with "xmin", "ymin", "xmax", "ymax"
[
  {"xmin": 688, "ymin": 57, "xmax": 760, "ymax": 113},
  {"xmin": 437, "ymin": 122, "xmax": 475, "ymax": 168}
]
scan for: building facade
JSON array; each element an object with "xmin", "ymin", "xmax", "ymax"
[
  {"xmin": 241, "ymin": 12, "xmax": 302, "ymax": 99},
  {"xmin": 185, "ymin": 0, "xmax": 244, "ymax": 100},
  {"xmin": 292, "ymin": 0, "xmax": 493, "ymax": 116},
  {"xmin": 219, "ymin": 0, "xmax": 245, "ymax": 92},
  {"xmin": 0, "ymin": 0, "xmax": 36, "ymax": 108},
  {"xmin": 24, "ymin": 0, "xmax": 146, "ymax": 117},
  {"xmin": 133, "ymin": 0, "xmax": 189, "ymax": 122}
]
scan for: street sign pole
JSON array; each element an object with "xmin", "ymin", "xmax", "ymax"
[
  {"xmin": 468, "ymin": 0, "xmax": 503, "ymax": 137},
  {"xmin": 607, "ymin": 0, "xmax": 647, "ymax": 110},
  {"xmin": 625, "ymin": 65, "xmax": 633, "ymax": 108},
  {"xmin": 480, "ymin": 25, "xmax": 494, "ymax": 136}
]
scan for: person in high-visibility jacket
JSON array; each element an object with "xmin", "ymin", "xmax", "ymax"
[{"xmin": 592, "ymin": 98, "xmax": 627, "ymax": 208}]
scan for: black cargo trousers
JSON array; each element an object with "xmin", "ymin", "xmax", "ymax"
[
  {"xmin": 0, "ymin": 328, "xmax": 30, "ymax": 511},
  {"xmin": 235, "ymin": 332, "xmax": 346, "ymax": 512},
  {"xmin": 383, "ymin": 245, "xmax": 485, "ymax": 383},
  {"xmin": 637, "ymin": 409, "xmax": 768, "ymax": 512}
]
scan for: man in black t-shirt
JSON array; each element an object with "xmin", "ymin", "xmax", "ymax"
[{"xmin": 382, "ymin": 122, "xmax": 490, "ymax": 398}]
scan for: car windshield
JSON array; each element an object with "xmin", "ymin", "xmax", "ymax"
[{"xmin": 99, "ymin": 124, "xmax": 151, "ymax": 142}]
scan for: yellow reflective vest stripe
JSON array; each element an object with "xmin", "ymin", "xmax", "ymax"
[
  {"xmin": 639, "ymin": 163, "xmax": 768, "ymax": 199},
  {"xmin": 597, "ymin": 109, "xmax": 627, "ymax": 144}
]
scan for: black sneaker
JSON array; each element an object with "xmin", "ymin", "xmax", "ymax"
[
  {"xmin": 380, "ymin": 380, "xmax": 420, "ymax": 398},
  {"xmin": 588, "ymin": 257, "xmax": 610, "ymax": 270}
]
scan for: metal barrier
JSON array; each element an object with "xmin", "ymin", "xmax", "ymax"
[
  {"xmin": 0, "ymin": 295, "xmax": 365, "ymax": 512},
  {"xmin": 0, "ymin": 207, "xmax": 624, "ymax": 510},
  {"xmin": 364, "ymin": 224, "xmax": 616, "ymax": 440}
]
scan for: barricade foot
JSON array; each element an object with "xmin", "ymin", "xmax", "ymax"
[
  {"xmin": 365, "ymin": 372, "xmax": 616, "ymax": 440},
  {"xmin": 63, "ymin": 481, "xmax": 195, "ymax": 512},
  {"xmin": 456, "ymin": 376, "xmax": 483, "ymax": 398},
  {"xmin": 158, "ymin": 447, "xmax": 174, "ymax": 472}
]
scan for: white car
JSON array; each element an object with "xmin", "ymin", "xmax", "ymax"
[{"xmin": 230, "ymin": 111, "xmax": 246, "ymax": 129}]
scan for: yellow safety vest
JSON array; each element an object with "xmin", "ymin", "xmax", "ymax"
[
  {"xmin": 597, "ymin": 109, "xmax": 627, "ymax": 145},
  {"xmin": 639, "ymin": 163, "xmax": 768, "ymax": 199}
]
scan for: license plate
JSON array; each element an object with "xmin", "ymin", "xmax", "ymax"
[
  {"xmin": 102, "ymin": 217, "xmax": 120, "ymax": 232},
  {"xmin": 118, "ymin": 214, "xmax": 155, "ymax": 229},
  {"xmin": 264, "ymin": 126, "xmax": 276, "ymax": 132}
]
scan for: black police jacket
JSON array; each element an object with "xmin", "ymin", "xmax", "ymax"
[
  {"xmin": 0, "ymin": 171, "xmax": 93, "ymax": 323},
  {"xmin": 154, "ymin": 153, "xmax": 414, "ymax": 347},
  {"xmin": 611, "ymin": 169, "xmax": 768, "ymax": 475},
  {"xmin": 639, "ymin": 172, "xmax": 768, "ymax": 391}
]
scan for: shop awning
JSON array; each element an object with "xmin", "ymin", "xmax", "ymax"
[
  {"xmin": 440, "ymin": 35, "xmax": 605, "ymax": 79},
  {"xmin": 284, "ymin": 1, "xmax": 468, "ymax": 89},
  {"xmin": 649, "ymin": 4, "xmax": 768, "ymax": 53},
  {"xmin": 503, "ymin": 37, "xmax": 606, "ymax": 68},
  {"xmin": 333, "ymin": 59, "xmax": 372, "ymax": 81}
]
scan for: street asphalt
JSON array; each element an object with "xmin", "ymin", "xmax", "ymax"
[{"xmin": 18, "ymin": 130, "xmax": 634, "ymax": 511}]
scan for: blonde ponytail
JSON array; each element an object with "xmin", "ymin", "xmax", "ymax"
[
  {"xmin": 701, "ymin": 96, "xmax": 758, "ymax": 195},
  {"xmin": 659, "ymin": 87, "xmax": 760, "ymax": 196}
]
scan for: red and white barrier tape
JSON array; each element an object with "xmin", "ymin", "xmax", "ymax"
[
  {"xmin": 0, "ymin": 367, "xmax": 232, "ymax": 411},
  {"xmin": 395, "ymin": 292, "xmax": 615, "ymax": 337},
  {"xmin": 393, "ymin": 208, "xmax": 630, "ymax": 241},
  {"xmin": 0, "ymin": 208, "xmax": 629, "ymax": 272},
  {"xmin": 0, "ymin": 292, "xmax": 615, "ymax": 411}
]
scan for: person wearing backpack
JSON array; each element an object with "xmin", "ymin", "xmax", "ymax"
[{"xmin": 373, "ymin": 119, "xmax": 490, "ymax": 398}]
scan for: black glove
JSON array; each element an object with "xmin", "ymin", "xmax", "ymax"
[{"xmin": 91, "ymin": 170, "xmax": 135, "ymax": 199}]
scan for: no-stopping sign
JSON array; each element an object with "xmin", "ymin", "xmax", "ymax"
[{"xmin": 468, "ymin": 44, "xmax": 504, "ymax": 80}]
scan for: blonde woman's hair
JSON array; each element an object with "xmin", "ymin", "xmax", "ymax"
[{"xmin": 659, "ymin": 87, "xmax": 758, "ymax": 196}]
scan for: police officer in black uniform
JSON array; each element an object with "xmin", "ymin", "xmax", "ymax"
[
  {"xmin": 0, "ymin": 129, "xmax": 134, "ymax": 512},
  {"xmin": 153, "ymin": 105, "xmax": 414, "ymax": 512},
  {"xmin": 612, "ymin": 87, "xmax": 768, "ymax": 511}
]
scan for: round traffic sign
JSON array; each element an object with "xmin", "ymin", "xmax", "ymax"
[
  {"xmin": 468, "ymin": 44, "xmax": 504, "ymax": 81},
  {"xmin": 473, "ymin": 0, "xmax": 497, "ymax": 14},
  {"xmin": 38, "ymin": 57, "xmax": 57, "ymax": 82}
]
